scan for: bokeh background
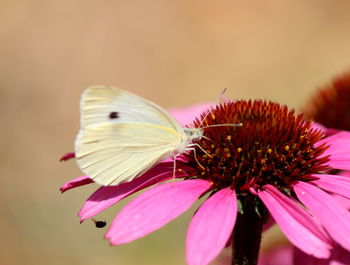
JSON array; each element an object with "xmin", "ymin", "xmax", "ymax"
[{"xmin": 1, "ymin": 1, "xmax": 350, "ymax": 264}]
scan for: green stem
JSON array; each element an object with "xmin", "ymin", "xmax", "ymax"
[{"xmin": 232, "ymin": 196, "xmax": 266, "ymax": 265}]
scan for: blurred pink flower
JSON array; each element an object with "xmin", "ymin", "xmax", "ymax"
[
  {"xmin": 62, "ymin": 101, "xmax": 350, "ymax": 265},
  {"xmin": 216, "ymin": 245, "xmax": 293, "ymax": 265},
  {"xmin": 260, "ymin": 245, "xmax": 293, "ymax": 265},
  {"xmin": 293, "ymin": 245, "xmax": 350, "ymax": 265},
  {"xmin": 259, "ymin": 244, "xmax": 350, "ymax": 265},
  {"xmin": 256, "ymin": 244, "xmax": 350, "ymax": 265},
  {"xmin": 303, "ymin": 70, "xmax": 350, "ymax": 136}
]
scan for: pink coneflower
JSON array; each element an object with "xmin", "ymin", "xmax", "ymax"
[{"xmin": 61, "ymin": 100, "xmax": 350, "ymax": 265}]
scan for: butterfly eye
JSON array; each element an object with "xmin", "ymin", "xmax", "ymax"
[{"xmin": 109, "ymin": 112, "xmax": 119, "ymax": 119}]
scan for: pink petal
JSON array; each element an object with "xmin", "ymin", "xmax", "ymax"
[
  {"xmin": 258, "ymin": 185, "xmax": 331, "ymax": 258},
  {"xmin": 60, "ymin": 176, "xmax": 93, "ymax": 193},
  {"xmin": 294, "ymin": 181, "xmax": 350, "ymax": 252},
  {"xmin": 78, "ymin": 162, "xmax": 189, "ymax": 221},
  {"xmin": 169, "ymin": 103, "xmax": 213, "ymax": 126},
  {"xmin": 105, "ymin": 179, "xmax": 211, "ymax": 245},
  {"xmin": 311, "ymin": 122, "xmax": 341, "ymax": 137},
  {"xmin": 312, "ymin": 174, "xmax": 350, "ymax": 200},
  {"xmin": 186, "ymin": 187, "xmax": 237, "ymax": 265},
  {"xmin": 317, "ymin": 131, "xmax": 350, "ymax": 170},
  {"xmin": 333, "ymin": 194, "xmax": 350, "ymax": 210},
  {"xmin": 311, "ymin": 122, "xmax": 327, "ymax": 134},
  {"xmin": 293, "ymin": 247, "xmax": 329, "ymax": 265},
  {"xmin": 325, "ymin": 128, "xmax": 342, "ymax": 137},
  {"xmin": 60, "ymin": 152, "xmax": 75, "ymax": 161}
]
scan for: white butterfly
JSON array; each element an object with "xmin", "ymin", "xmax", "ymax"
[{"xmin": 75, "ymin": 86, "xmax": 205, "ymax": 186}]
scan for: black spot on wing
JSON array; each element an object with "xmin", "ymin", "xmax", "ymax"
[{"xmin": 109, "ymin": 112, "xmax": 119, "ymax": 119}]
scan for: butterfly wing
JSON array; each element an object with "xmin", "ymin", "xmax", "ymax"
[
  {"xmin": 75, "ymin": 86, "xmax": 183, "ymax": 186},
  {"xmin": 76, "ymin": 123, "xmax": 181, "ymax": 185},
  {"xmin": 79, "ymin": 85, "xmax": 182, "ymax": 130}
]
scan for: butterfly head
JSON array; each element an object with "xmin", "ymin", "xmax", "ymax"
[{"xmin": 183, "ymin": 127, "xmax": 204, "ymax": 141}]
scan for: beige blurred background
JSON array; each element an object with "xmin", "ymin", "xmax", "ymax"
[{"xmin": 1, "ymin": 1, "xmax": 350, "ymax": 264}]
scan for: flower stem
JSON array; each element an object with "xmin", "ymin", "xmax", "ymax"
[{"xmin": 232, "ymin": 196, "xmax": 266, "ymax": 265}]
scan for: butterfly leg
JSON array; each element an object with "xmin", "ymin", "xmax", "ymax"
[
  {"xmin": 172, "ymin": 153, "xmax": 181, "ymax": 180},
  {"xmin": 184, "ymin": 147, "xmax": 206, "ymax": 170},
  {"xmin": 187, "ymin": 143, "xmax": 213, "ymax": 159}
]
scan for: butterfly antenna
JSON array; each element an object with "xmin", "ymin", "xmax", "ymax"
[
  {"xmin": 221, "ymin": 88, "xmax": 227, "ymax": 95},
  {"xmin": 198, "ymin": 88, "xmax": 229, "ymax": 127},
  {"xmin": 219, "ymin": 88, "xmax": 229, "ymax": 103},
  {"xmin": 198, "ymin": 107, "xmax": 213, "ymax": 127},
  {"xmin": 201, "ymin": 123, "xmax": 243, "ymax": 129}
]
